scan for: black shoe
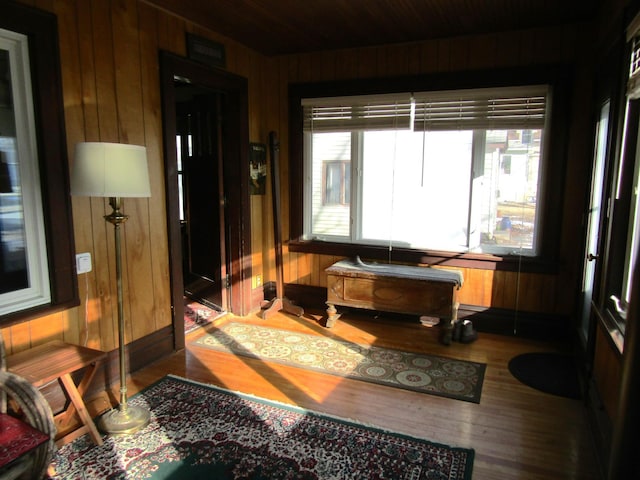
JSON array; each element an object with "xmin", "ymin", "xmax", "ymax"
[
  {"xmin": 452, "ymin": 321, "xmax": 462, "ymax": 342},
  {"xmin": 460, "ymin": 320, "xmax": 478, "ymax": 344}
]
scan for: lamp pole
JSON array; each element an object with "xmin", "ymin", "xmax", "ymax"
[{"xmin": 98, "ymin": 196, "xmax": 150, "ymax": 434}]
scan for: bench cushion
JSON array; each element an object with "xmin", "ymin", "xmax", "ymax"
[{"xmin": 326, "ymin": 256, "xmax": 463, "ymax": 287}]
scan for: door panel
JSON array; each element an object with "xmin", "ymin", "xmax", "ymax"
[
  {"xmin": 176, "ymin": 91, "xmax": 225, "ymax": 310},
  {"xmin": 580, "ymin": 100, "xmax": 610, "ymax": 345}
]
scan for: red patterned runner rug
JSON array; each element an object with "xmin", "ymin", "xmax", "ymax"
[{"xmin": 50, "ymin": 375, "xmax": 474, "ymax": 479}]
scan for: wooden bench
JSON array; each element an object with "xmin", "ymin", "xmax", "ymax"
[
  {"xmin": 7, "ymin": 341, "xmax": 106, "ymax": 447},
  {"xmin": 325, "ymin": 257, "xmax": 463, "ymax": 344}
]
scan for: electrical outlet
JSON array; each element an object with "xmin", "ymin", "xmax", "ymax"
[
  {"xmin": 256, "ymin": 274, "xmax": 262, "ymax": 287},
  {"xmin": 76, "ymin": 252, "xmax": 92, "ymax": 274}
]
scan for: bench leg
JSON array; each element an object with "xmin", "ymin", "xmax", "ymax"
[
  {"xmin": 59, "ymin": 373, "xmax": 103, "ymax": 446},
  {"xmin": 325, "ymin": 303, "xmax": 341, "ymax": 328}
]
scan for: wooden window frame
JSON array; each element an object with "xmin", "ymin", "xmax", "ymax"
[
  {"xmin": 0, "ymin": 2, "xmax": 78, "ymax": 326},
  {"xmin": 288, "ymin": 67, "xmax": 571, "ymax": 273}
]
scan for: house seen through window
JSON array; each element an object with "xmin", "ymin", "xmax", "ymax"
[{"xmin": 303, "ymin": 86, "xmax": 547, "ymax": 256}]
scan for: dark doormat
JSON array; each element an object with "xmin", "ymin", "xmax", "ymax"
[{"xmin": 508, "ymin": 352, "xmax": 582, "ymax": 400}]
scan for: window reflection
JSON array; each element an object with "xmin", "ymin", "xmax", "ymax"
[
  {"xmin": 0, "ymin": 48, "xmax": 28, "ymax": 294},
  {"xmin": 0, "ymin": 138, "xmax": 28, "ymax": 293}
]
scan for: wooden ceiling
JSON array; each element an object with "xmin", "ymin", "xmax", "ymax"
[{"xmin": 144, "ymin": 0, "xmax": 600, "ymax": 56}]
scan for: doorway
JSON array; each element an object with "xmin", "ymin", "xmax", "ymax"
[
  {"xmin": 176, "ymin": 87, "xmax": 226, "ymax": 311},
  {"xmin": 160, "ymin": 51, "xmax": 252, "ymax": 350}
]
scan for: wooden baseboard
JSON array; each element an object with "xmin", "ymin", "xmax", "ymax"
[{"xmin": 284, "ymin": 283, "xmax": 570, "ymax": 340}]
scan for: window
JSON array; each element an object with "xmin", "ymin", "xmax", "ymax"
[
  {"xmin": 323, "ymin": 160, "xmax": 350, "ymax": 205},
  {"xmin": 0, "ymin": 4, "xmax": 78, "ymax": 324},
  {"xmin": 605, "ymin": 28, "xmax": 640, "ymax": 331},
  {"xmin": 0, "ymin": 30, "xmax": 50, "ymax": 315},
  {"xmin": 302, "ymin": 86, "xmax": 547, "ymax": 256}
]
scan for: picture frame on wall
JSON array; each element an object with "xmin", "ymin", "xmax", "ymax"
[{"xmin": 249, "ymin": 143, "xmax": 267, "ymax": 195}]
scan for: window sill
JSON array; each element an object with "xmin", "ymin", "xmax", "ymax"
[{"xmin": 288, "ymin": 239, "xmax": 558, "ymax": 273}]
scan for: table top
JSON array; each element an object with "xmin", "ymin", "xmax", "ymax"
[{"xmin": 6, "ymin": 341, "xmax": 106, "ymax": 387}]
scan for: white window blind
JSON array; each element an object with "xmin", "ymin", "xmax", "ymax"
[
  {"xmin": 413, "ymin": 86, "xmax": 547, "ymax": 130},
  {"xmin": 302, "ymin": 93, "xmax": 413, "ymax": 131},
  {"xmin": 302, "ymin": 86, "xmax": 548, "ymax": 132}
]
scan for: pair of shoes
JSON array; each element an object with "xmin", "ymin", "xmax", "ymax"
[{"xmin": 459, "ymin": 320, "xmax": 478, "ymax": 344}]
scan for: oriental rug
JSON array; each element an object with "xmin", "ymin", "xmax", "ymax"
[
  {"xmin": 184, "ymin": 300, "xmax": 226, "ymax": 334},
  {"xmin": 193, "ymin": 323, "xmax": 486, "ymax": 403},
  {"xmin": 49, "ymin": 375, "xmax": 474, "ymax": 479}
]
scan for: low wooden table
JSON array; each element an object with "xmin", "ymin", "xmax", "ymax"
[
  {"xmin": 326, "ymin": 257, "xmax": 464, "ymax": 344},
  {"xmin": 7, "ymin": 341, "xmax": 106, "ymax": 447}
]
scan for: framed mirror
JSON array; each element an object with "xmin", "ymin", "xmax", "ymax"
[{"xmin": 0, "ymin": 1, "xmax": 77, "ymax": 325}]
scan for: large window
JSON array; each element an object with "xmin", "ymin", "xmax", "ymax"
[
  {"xmin": 605, "ymin": 28, "xmax": 640, "ymax": 332},
  {"xmin": 0, "ymin": 30, "xmax": 50, "ymax": 315},
  {"xmin": 302, "ymin": 87, "xmax": 547, "ymax": 256},
  {"xmin": 0, "ymin": 4, "xmax": 78, "ymax": 325}
]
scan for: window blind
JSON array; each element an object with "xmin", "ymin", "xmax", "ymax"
[
  {"xmin": 302, "ymin": 86, "xmax": 548, "ymax": 132},
  {"xmin": 302, "ymin": 93, "xmax": 413, "ymax": 132},
  {"xmin": 413, "ymin": 86, "xmax": 547, "ymax": 130}
]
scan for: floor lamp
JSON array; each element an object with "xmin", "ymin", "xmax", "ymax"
[{"xmin": 71, "ymin": 142, "xmax": 151, "ymax": 435}]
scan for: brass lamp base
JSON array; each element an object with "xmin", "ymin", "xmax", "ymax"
[{"xmin": 98, "ymin": 404, "xmax": 150, "ymax": 435}]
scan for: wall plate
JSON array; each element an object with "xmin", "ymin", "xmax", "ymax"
[{"xmin": 76, "ymin": 252, "xmax": 92, "ymax": 274}]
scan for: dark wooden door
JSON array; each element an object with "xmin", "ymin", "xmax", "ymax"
[{"xmin": 176, "ymin": 91, "xmax": 226, "ymax": 310}]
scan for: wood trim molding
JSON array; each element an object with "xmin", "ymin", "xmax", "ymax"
[{"xmin": 159, "ymin": 51, "xmax": 252, "ymax": 351}]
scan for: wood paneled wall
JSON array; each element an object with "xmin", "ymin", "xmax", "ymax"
[
  {"xmin": 272, "ymin": 25, "xmax": 593, "ymax": 319},
  {"xmin": 1, "ymin": 0, "xmax": 276, "ymax": 354},
  {"xmin": 1, "ymin": 0, "xmax": 594, "ymax": 355}
]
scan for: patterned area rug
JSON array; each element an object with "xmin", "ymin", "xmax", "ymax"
[
  {"xmin": 50, "ymin": 375, "xmax": 474, "ymax": 479},
  {"xmin": 184, "ymin": 301, "xmax": 226, "ymax": 334},
  {"xmin": 193, "ymin": 323, "xmax": 486, "ymax": 403}
]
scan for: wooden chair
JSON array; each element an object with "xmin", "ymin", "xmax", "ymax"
[{"xmin": 0, "ymin": 332, "xmax": 56, "ymax": 480}]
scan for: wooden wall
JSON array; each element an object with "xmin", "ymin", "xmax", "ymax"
[
  {"xmin": 273, "ymin": 25, "xmax": 594, "ymax": 321},
  {"xmin": 1, "ymin": 0, "xmax": 595, "ymax": 356},
  {"xmin": 1, "ymin": 0, "xmax": 276, "ymax": 354}
]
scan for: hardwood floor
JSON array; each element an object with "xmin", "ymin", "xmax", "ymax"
[{"xmin": 123, "ymin": 309, "xmax": 602, "ymax": 480}]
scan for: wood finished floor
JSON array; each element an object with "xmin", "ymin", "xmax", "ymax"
[{"xmin": 123, "ymin": 309, "xmax": 602, "ymax": 480}]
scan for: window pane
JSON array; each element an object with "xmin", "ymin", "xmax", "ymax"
[
  {"xmin": 623, "ymin": 140, "xmax": 640, "ymax": 305},
  {"xmin": 475, "ymin": 129, "xmax": 541, "ymax": 255},
  {"xmin": 324, "ymin": 162, "xmax": 343, "ymax": 205},
  {"xmin": 0, "ymin": 137, "xmax": 28, "ymax": 293},
  {"xmin": 361, "ymin": 130, "xmax": 472, "ymax": 250},
  {"xmin": 310, "ymin": 132, "xmax": 350, "ymax": 238}
]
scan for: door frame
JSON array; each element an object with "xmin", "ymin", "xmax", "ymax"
[{"xmin": 160, "ymin": 51, "xmax": 252, "ymax": 349}]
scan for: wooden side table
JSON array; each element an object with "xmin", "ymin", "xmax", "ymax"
[{"xmin": 6, "ymin": 341, "xmax": 106, "ymax": 447}]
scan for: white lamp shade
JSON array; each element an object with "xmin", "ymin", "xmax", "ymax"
[{"xmin": 71, "ymin": 142, "xmax": 151, "ymax": 198}]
